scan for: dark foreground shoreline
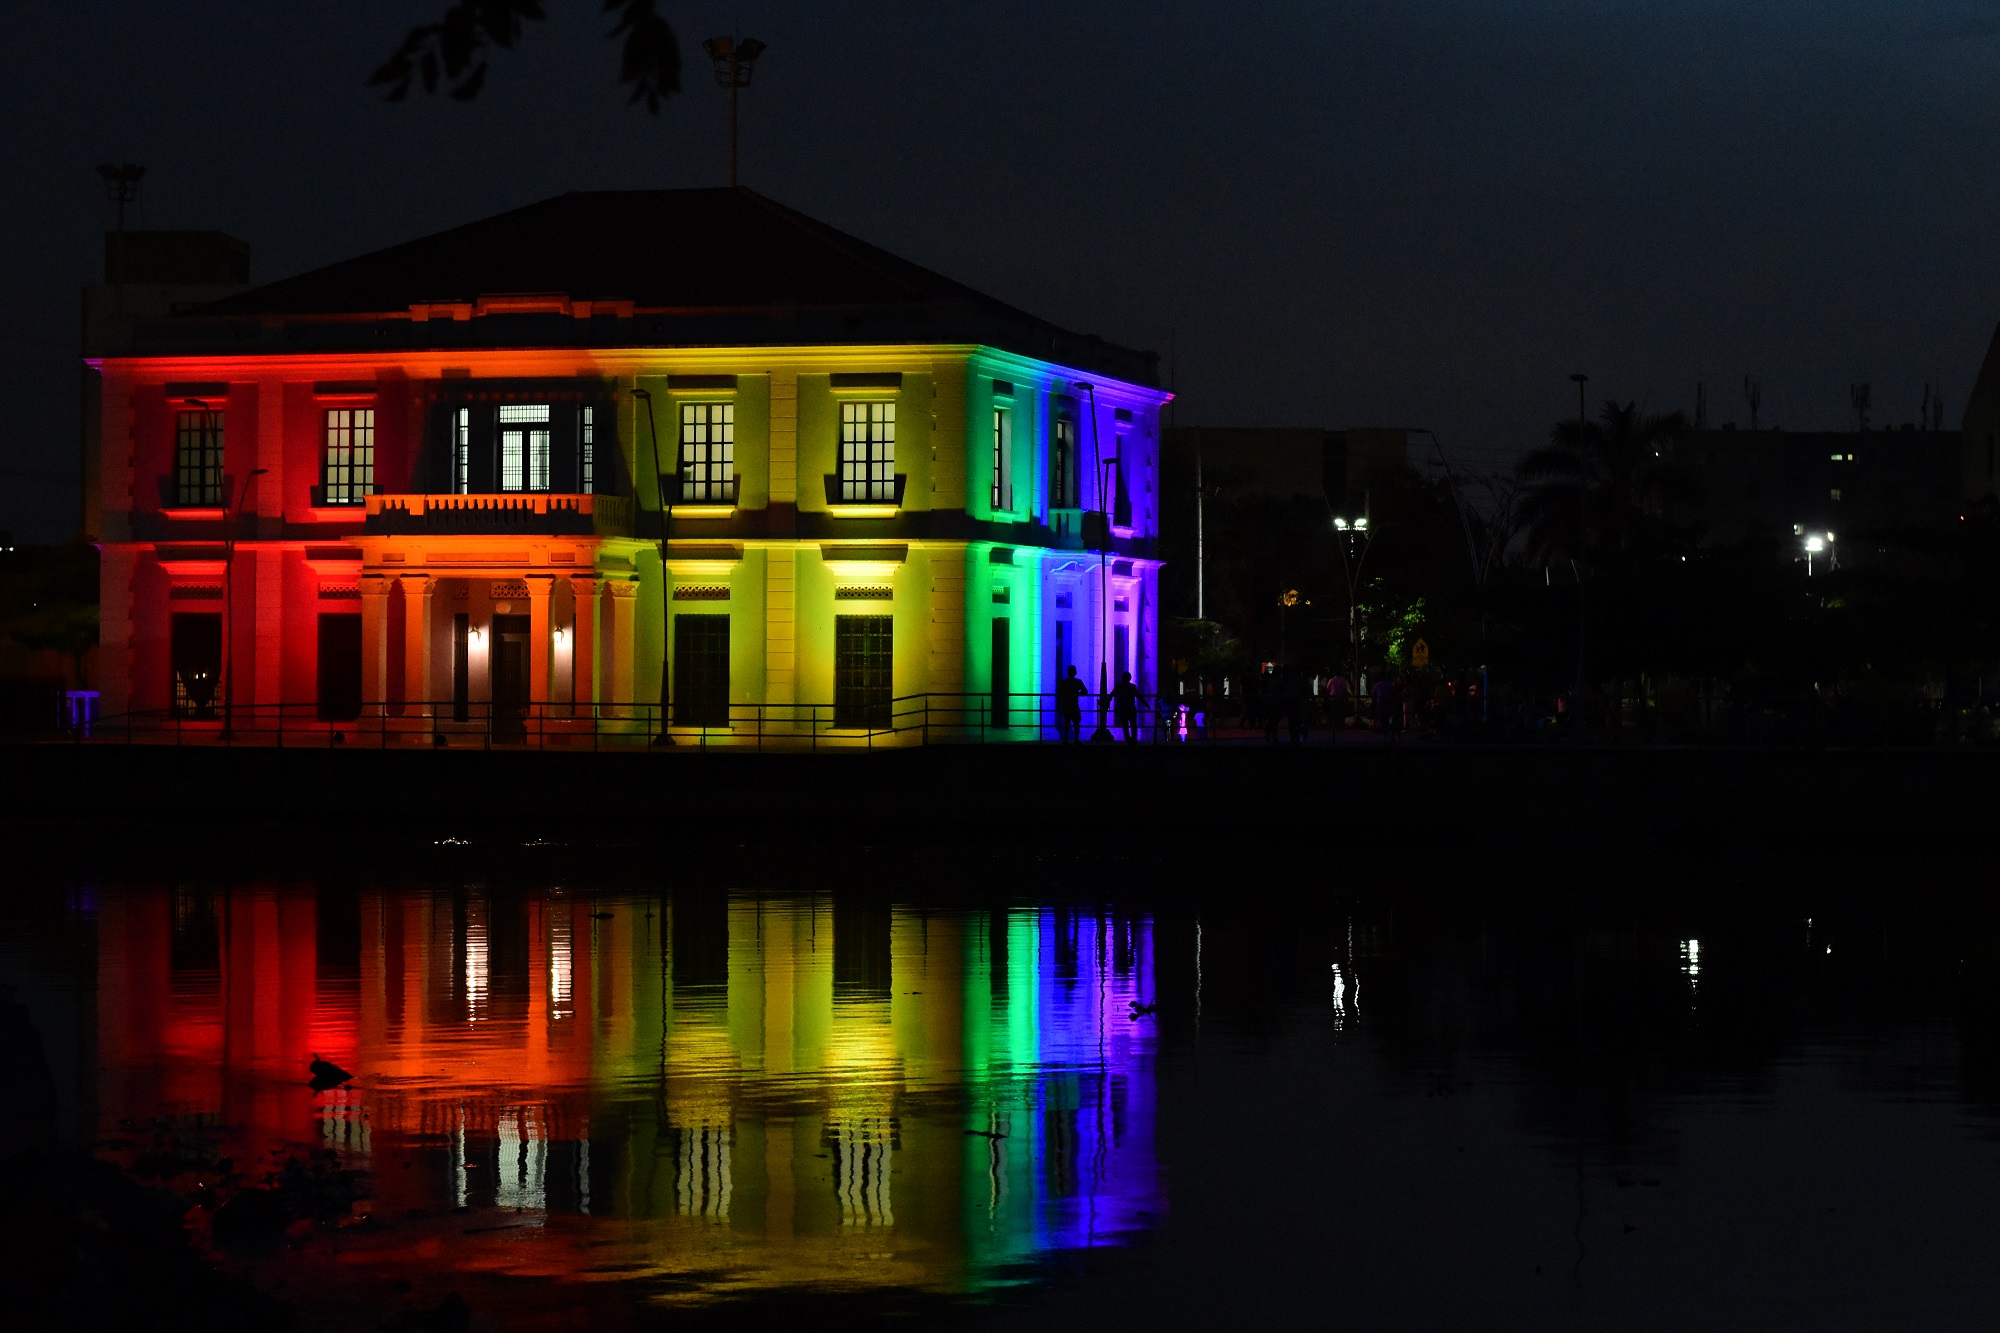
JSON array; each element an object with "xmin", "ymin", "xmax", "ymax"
[{"xmin": 3, "ymin": 740, "xmax": 1992, "ymax": 873}]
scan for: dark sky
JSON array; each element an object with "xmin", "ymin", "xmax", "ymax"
[{"xmin": 7, "ymin": 1, "xmax": 1999, "ymax": 540}]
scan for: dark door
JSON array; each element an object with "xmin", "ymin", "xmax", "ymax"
[
  {"xmin": 674, "ymin": 614, "xmax": 731, "ymax": 726},
  {"xmin": 170, "ymin": 612, "xmax": 222, "ymax": 719},
  {"xmin": 317, "ymin": 613, "xmax": 362, "ymax": 720},
  {"xmin": 833, "ymin": 615, "xmax": 893, "ymax": 730},
  {"xmin": 491, "ymin": 614, "xmax": 530, "ymax": 740},
  {"xmin": 990, "ymin": 617, "xmax": 1010, "ymax": 726}
]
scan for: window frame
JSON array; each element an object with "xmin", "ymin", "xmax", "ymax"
[
  {"xmin": 678, "ymin": 400, "xmax": 737, "ymax": 504},
  {"xmin": 838, "ymin": 401, "xmax": 897, "ymax": 503},
  {"xmin": 991, "ymin": 405, "xmax": 1015, "ymax": 514},
  {"xmin": 1050, "ymin": 416, "xmax": 1079, "ymax": 509},
  {"xmin": 173, "ymin": 409, "xmax": 225, "ymax": 508},
  {"xmin": 833, "ymin": 614, "xmax": 894, "ymax": 729},
  {"xmin": 497, "ymin": 403, "xmax": 553, "ymax": 493},
  {"xmin": 320, "ymin": 406, "xmax": 376, "ymax": 506}
]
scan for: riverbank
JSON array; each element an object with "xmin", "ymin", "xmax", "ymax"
[{"xmin": 4, "ymin": 741, "xmax": 1992, "ymax": 874}]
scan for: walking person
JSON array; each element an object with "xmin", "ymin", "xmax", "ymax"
[
  {"xmin": 1112, "ymin": 670, "xmax": 1141, "ymax": 744},
  {"xmin": 1056, "ymin": 664, "xmax": 1085, "ymax": 744}
]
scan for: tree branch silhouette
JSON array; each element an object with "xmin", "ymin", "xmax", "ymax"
[{"xmin": 371, "ymin": 1, "xmax": 681, "ymax": 112}]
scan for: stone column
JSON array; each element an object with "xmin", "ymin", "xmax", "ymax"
[
  {"xmin": 527, "ymin": 575, "xmax": 553, "ymax": 709},
  {"xmin": 255, "ymin": 548, "xmax": 283, "ymax": 715},
  {"xmin": 608, "ymin": 580, "xmax": 637, "ymax": 714},
  {"xmin": 360, "ymin": 575, "xmax": 390, "ymax": 717},
  {"xmin": 570, "ymin": 575, "xmax": 599, "ymax": 713},
  {"xmin": 401, "ymin": 574, "xmax": 433, "ymax": 718}
]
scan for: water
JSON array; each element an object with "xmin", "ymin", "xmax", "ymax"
[{"xmin": 7, "ymin": 870, "xmax": 2000, "ymax": 1329}]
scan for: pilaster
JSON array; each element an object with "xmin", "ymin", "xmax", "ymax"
[
  {"xmin": 570, "ymin": 575, "xmax": 599, "ymax": 710},
  {"xmin": 360, "ymin": 576, "xmax": 390, "ymax": 716},
  {"xmin": 527, "ymin": 575, "xmax": 553, "ymax": 704},
  {"xmin": 401, "ymin": 574, "xmax": 433, "ymax": 715},
  {"xmin": 768, "ymin": 368, "xmax": 797, "ymax": 504},
  {"xmin": 255, "ymin": 548, "xmax": 283, "ymax": 708},
  {"xmin": 608, "ymin": 579, "xmax": 638, "ymax": 712},
  {"xmin": 765, "ymin": 547, "xmax": 795, "ymax": 708}
]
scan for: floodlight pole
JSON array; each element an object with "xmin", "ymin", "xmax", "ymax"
[
  {"xmin": 634, "ymin": 387, "xmax": 674, "ymax": 745},
  {"xmin": 703, "ymin": 37, "xmax": 767, "ymax": 187}
]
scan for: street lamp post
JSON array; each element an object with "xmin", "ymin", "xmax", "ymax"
[
  {"xmin": 701, "ymin": 36, "xmax": 767, "ymax": 187},
  {"xmin": 1800, "ymin": 530, "xmax": 1834, "ymax": 576},
  {"xmin": 1073, "ymin": 380, "xmax": 1117, "ymax": 743},
  {"xmin": 220, "ymin": 448, "xmax": 268, "ymax": 741},
  {"xmin": 1569, "ymin": 372, "xmax": 1590, "ymax": 708},
  {"xmin": 633, "ymin": 388, "xmax": 674, "ymax": 745},
  {"xmin": 1332, "ymin": 508, "xmax": 1374, "ymax": 730}
]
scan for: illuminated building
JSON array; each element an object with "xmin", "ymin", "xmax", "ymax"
[{"xmin": 85, "ymin": 190, "xmax": 1168, "ymax": 739}]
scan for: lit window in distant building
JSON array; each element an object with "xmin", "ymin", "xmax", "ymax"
[
  {"xmin": 680, "ymin": 402, "xmax": 735, "ymax": 502},
  {"xmin": 1831, "ymin": 488, "xmax": 1842, "ymax": 501},
  {"xmin": 839, "ymin": 402, "xmax": 896, "ymax": 502},
  {"xmin": 321, "ymin": 408, "xmax": 375, "ymax": 505},
  {"xmin": 498, "ymin": 404, "xmax": 551, "ymax": 492},
  {"xmin": 174, "ymin": 409, "xmax": 224, "ymax": 507}
]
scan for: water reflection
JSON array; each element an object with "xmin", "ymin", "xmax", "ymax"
[{"xmin": 93, "ymin": 887, "xmax": 1161, "ymax": 1308}]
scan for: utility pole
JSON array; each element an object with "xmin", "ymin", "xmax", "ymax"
[
  {"xmin": 701, "ymin": 37, "xmax": 767, "ymax": 186},
  {"xmin": 633, "ymin": 387, "xmax": 674, "ymax": 744},
  {"xmin": 97, "ymin": 162, "xmax": 144, "ymax": 309}
]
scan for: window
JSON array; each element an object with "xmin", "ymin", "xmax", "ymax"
[
  {"xmin": 991, "ymin": 407, "xmax": 1014, "ymax": 512},
  {"xmin": 680, "ymin": 402, "xmax": 736, "ymax": 502},
  {"xmin": 834, "ymin": 615, "xmax": 893, "ymax": 728},
  {"xmin": 1112, "ymin": 453, "xmax": 1132, "ymax": 528},
  {"xmin": 498, "ymin": 404, "xmax": 551, "ymax": 492},
  {"xmin": 839, "ymin": 401, "xmax": 896, "ymax": 502},
  {"xmin": 174, "ymin": 409, "xmax": 224, "ymax": 507},
  {"xmin": 453, "ymin": 408, "xmax": 471, "ymax": 494},
  {"xmin": 1831, "ymin": 488, "xmax": 1842, "ymax": 501},
  {"xmin": 580, "ymin": 406, "xmax": 595, "ymax": 494},
  {"xmin": 1051, "ymin": 417, "xmax": 1079, "ymax": 508},
  {"xmin": 171, "ymin": 612, "xmax": 222, "ymax": 719},
  {"xmin": 451, "ymin": 613, "xmax": 470, "ymax": 722},
  {"xmin": 674, "ymin": 614, "xmax": 731, "ymax": 725},
  {"xmin": 321, "ymin": 408, "xmax": 375, "ymax": 505}
]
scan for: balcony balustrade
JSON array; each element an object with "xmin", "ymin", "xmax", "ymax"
[{"xmin": 363, "ymin": 492, "xmax": 633, "ymax": 536}]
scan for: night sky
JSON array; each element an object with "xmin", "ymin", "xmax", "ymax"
[{"xmin": 6, "ymin": 0, "xmax": 1998, "ymax": 540}]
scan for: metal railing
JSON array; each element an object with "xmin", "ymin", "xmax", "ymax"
[{"xmin": 73, "ymin": 692, "xmax": 1192, "ymax": 751}]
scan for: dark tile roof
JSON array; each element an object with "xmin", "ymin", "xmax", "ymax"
[{"xmin": 178, "ymin": 189, "xmax": 1156, "ymax": 384}]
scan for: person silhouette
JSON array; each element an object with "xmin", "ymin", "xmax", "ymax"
[
  {"xmin": 1112, "ymin": 670, "xmax": 1141, "ymax": 744},
  {"xmin": 1056, "ymin": 664, "xmax": 1085, "ymax": 744}
]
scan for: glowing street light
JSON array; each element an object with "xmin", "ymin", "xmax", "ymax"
[{"xmin": 702, "ymin": 36, "xmax": 767, "ymax": 187}]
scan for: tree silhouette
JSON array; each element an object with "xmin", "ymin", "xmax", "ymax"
[
  {"xmin": 1515, "ymin": 400, "xmax": 1690, "ymax": 573},
  {"xmin": 372, "ymin": 0, "xmax": 682, "ymax": 111}
]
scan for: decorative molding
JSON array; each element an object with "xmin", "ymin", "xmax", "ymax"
[
  {"xmin": 168, "ymin": 584, "xmax": 223, "ymax": 601},
  {"xmin": 835, "ymin": 585, "xmax": 893, "ymax": 601},
  {"xmin": 318, "ymin": 585, "xmax": 361, "ymax": 600},
  {"xmin": 674, "ymin": 585, "xmax": 731, "ymax": 601},
  {"xmin": 490, "ymin": 580, "xmax": 530, "ymax": 599}
]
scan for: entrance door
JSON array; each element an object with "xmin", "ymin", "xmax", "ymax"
[
  {"xmin": 990, "ymin": 617, "xmax": 1011, "ymax": 727},
  {"xmin": 317, "ymin": 613, "xmax": 362, "ymax": 720},
  {"xmin": 491, "ymin": 614, "xmax": 530, "ymax": 740}
]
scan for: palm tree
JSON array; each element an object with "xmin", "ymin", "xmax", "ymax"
[{"xmin": 1517, "ymin": 400, "xmax": 1690, "ymax": 574}]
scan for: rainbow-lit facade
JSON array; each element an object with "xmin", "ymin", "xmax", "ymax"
[{"xmin": 85, "ymin": 191, "xmax": 1167, "ymax": 739}]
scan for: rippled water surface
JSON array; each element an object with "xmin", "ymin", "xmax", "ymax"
[{"xmin": 8, "ymin": 867, "xmax": 2000, "ymax": 1329}]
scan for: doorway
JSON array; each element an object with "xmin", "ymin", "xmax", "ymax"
[
  {"xmin": 491, "ymin": 614, "xmax": 530, "ymax": 740},
  {"xmin": 990, "ymin": 617, "xmax": 1011, "ymax": 726},
  {"xmin": 316, "ymin": 613, "xmax": 362, "ymax": 721}
]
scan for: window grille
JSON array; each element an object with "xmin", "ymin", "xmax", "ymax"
[
  {"xmin": 991, "ymin": 407, "xmax": 1014, "ymax": 512},
  {"xmin": 321, "ymin": 408, "xmax": 375, "ymax": 505},
  {"xmin": 453, "ymin": 408, "xmax": 470, "ymax": 494},
  {"xmin": 673, "ymin": 614, "xmax": 731, "ymax": 726},
  {"xmin": 838, "ymin": 401, "xmax": 896, "ymax": 502},
  {"xmin": 498, "ymin": 404, "xmax": 551, "ymax": 423},
  {"xmin": 580, "ymin": 406, "xmax": 595, "ymax": 493},
  {"xmin": 174, "ymin": 410, "xmax": 225, "ymax": 507},
  {"xmin": 1051, "ymin": 417, "xmax": 1079, "ymax": 508},
  {"xmin": 833, "ymin": 615, "xmax": 893, "ymax": 728},
  {"xmin": 680, "ymin": 402, "xmax": 736, "ymax": 502}
]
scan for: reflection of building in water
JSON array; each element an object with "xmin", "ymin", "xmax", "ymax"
[{"xmin": 92, "ymin": 887, "xmax": 1160, "ymax": 1298}]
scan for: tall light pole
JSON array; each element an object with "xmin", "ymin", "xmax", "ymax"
[
  {"xmin": 1074, "ymin": 380, "xmax": 1117, "ymax": 743},
  {"xmin": 1332, "ymin": 507, "xmax": 1373, "ymax": 729},
  {"xmin": 701, "ymin": 36, "xmax": 767, "ymax": 186},
  {"xmin": 633, "ymin": 387, "xmax": 674, "ymax": 745},
  {"xmin": 97, "ymin": 162, "xmax": 144, "ymax": 307},
  {"xmin": 219, "ymin": 444, "xmax": 268, "ymax": 741},
  {"xmin": 1569, "ymin": 372, "xmax": 1589, "ymax": 706}
]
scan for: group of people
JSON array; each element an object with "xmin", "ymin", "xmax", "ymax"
[{"xmin": 1053, "ymin": 664, "xmax": 1144, "ymax": 744}]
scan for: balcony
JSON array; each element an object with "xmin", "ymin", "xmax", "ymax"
[
  {"xmin": 822, "ymin": 474, "xmax": 906, "ymax": 512},
  {"xmin": 363, "ymin": 492, "xmax": 633, "ymax": 536}
]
